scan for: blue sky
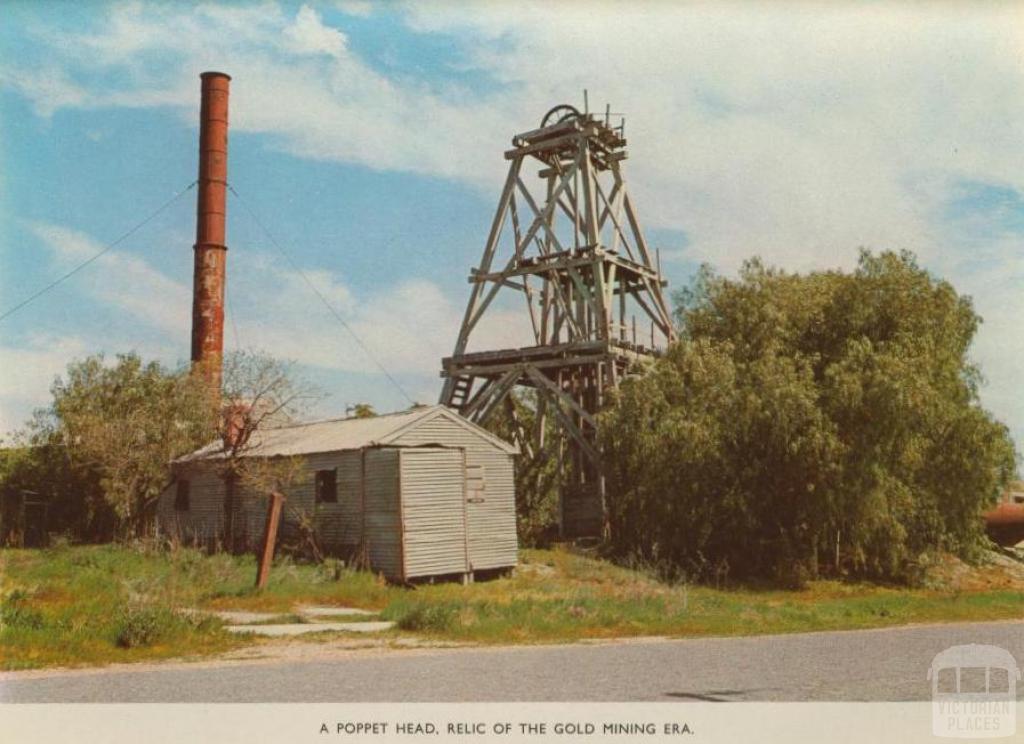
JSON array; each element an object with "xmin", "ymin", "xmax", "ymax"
[{"xmin": 1, "ymin": 1, "xmax": 1022, "ymax": 450}]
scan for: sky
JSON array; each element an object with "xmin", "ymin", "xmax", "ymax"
[{"xmin": 0, "ymin": 1, "xmax": 1022, "ymax": 449}]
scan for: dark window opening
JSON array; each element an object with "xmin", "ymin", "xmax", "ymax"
[
  {"xmin": 315, "ymin": 469, "xmax": 337, "ymax": 504},
  {"xmin": 175, "ymin": 479, "xmax": 190, "ymax": 511}
]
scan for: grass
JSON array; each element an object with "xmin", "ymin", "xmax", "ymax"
[
  {"xmin": 377, "ymin": 550, "xmax": 1024, "ymax": 643},
  {"xmin": 2, "ymin": 544, "xmax": 1022, "ymax": 670},
  {"xmin": 0, "ymin": 544, "xmax": 246, "ymax": 670}
]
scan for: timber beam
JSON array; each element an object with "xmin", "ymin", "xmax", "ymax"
[{"xmin": 470, "ymin": 248, "xmax": 664, "ymax": 286}]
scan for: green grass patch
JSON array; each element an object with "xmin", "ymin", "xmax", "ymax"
[
  {"xmin": 2, "ymin": 544, "xmax": 1022, "ymax": 670},
  {"xmin": 375, "ymin": 550, "xmax": 1023, "ymax": 644},
  {"xmin": 0, "ymin": 545, "xmax": 246, "ymax": 670}
]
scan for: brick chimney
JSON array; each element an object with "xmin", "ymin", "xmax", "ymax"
[{"xmin": 191, "ymin": 71, "xmax": 231, "ymax": 392}]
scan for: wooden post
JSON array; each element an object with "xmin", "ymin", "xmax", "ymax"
[
  {"xmin": 255, "ymin": 491, "xmax": 285, "ymax": 590},
  {"xmin": 358, "ymin": 448, "xmax": 367, "ymax": 569},
  {"xmin": 222, "ymin": 472, "xmax": 236, "ymax": 553}
]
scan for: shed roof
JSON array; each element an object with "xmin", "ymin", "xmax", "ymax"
[{"xmin": 175, "ymin": 405, "xmax": 517, "ymax": 462}]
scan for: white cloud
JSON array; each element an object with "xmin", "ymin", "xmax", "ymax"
[
  {"xmin": 335, "ymin": 1, "xmax": 374, "ymax": 18},
  {"xmin": 401, "ymin": 2, "xmax": 1024, "ymax": 267},
  {"xmin": 399, "ymin": 1, "xmax": 1024, "ymax": 441},
  {"xmin": 5, "ymin": 220, "xmax": 527, "ymax": 427},
  {"xmin": 4, "ymin": 2, "xmax": 1024, "ymax": 443},
  {"xmin": 5, "ymin": 3, "xmax": 508, "ymax": 184},
  {"xmin": 30, "ymin": 222, "xmax": 191, "ymax": 338},
  {"xmin": 0, "ymin": 335, "xmax": 88, "ymax": 437},
  {"xmin": 284, "ymin": 5, "xmax": 348, "ymax": 58},
  {"xmin": 14, "ymin": 3, "xmax": 1021, "ymax": 267},
  {"xmin": 0, "ymin": 66, "xmax": 89, "ymax": 118},
  {"xmin": 228, "ymin": 251, "xmax": 529, "ymax": 377}
]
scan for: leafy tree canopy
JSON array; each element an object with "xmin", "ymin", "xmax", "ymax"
[
  {"xmin": 349, "ymin": 403, "xmax": 377, "ymax": 419},
  {"xmin": 26, "ymin": 353, "xmax": 217, "ymax": 538},
  {"xmin": 600, "ymin": 250, "xmax": 1017, "ymax": 584},
  {"xmin": 4, "ymin": 349, "xmax": 318, "ymax": 543}
]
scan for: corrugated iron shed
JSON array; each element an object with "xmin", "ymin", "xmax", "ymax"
[{"xmin": 160, "ymin": 405, "xmax": 520, "ymax": 581}]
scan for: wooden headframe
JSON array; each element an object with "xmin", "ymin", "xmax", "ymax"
[{"xmin": 439, "ymin": 106, "xmax": 675, "ymax": 537}]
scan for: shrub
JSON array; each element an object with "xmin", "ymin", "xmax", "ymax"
[
  {"xmin": 393, "ymin": 602, "xmax": 458, "ymax": 632},
  {"xmin": 115, "ymin": 604, "xmax": 179, "ymax": 648},
  {"xmin": 602, "ymin": 251, "xmax": 1017, "ymax": 584},
  {"xmin": 1, "ymin": 589, "xmax": 46, "ymax": 630}
]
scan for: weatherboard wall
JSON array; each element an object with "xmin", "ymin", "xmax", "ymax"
[
  {"xmin": 155, "ymin": 464, "xmax": 227, "ymax": 547},
  {"xmin": 156, "ymin": 448, "xmax": 398, "ymax": 565}
]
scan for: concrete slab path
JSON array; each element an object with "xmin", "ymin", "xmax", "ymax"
[{"xmin": 224, "ymin": 621, "xmax": 395, "ymax": 637}]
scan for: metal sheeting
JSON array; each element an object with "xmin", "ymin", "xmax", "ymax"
[
  {"xmin": 178, "ymin": 408, "xmax": 431, "ymax": 461},
  {"xmin": 364, "ymin": 448, "xmax": 402, "ymax": 579},
  {"xmin": 312, "ymin": 450, "xmax": 362, "ymax": 549},
  {"xmin": 400, "ymin": 448, "xmax": 469, "ymax": 579},
  {"xmin": 393, "ymin": 417, "xmax": 518, "ymax": 572},
  {"xmin": 466, "ymin": 453, "xmax": 517, "ymax": 571},
  {"xmin": 230, "ymin": 450, "xmax": 363, "ymax": 551},
  {"xmin": 157, "ymin": 406, "xmax": 519, "ymax": 579},
  {"xmin": 175, "ymin": 405, "xmax": 516, "ymax": 463}
]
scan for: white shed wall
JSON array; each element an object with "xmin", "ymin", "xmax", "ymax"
[{"xmin": 392, "ymin": 413, "xmax": 518, "ymax": 571}]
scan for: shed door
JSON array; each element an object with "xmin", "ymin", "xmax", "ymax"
[{"xmin": 399, "ymin": 449, "xmax": 469, "ymax": 579}]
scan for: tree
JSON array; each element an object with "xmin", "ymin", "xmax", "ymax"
[
  {"xmin": 211, "ymin": 349, "xmax": 321, "ymax": 551},
  {"xmin": 349, "ymin": 403, "xmax": 376, "ymax": 419},
  {"xmin": 0, "ymin": 440, "xmax": 110, "ymax": 545},
  {"xmin": 483, "ymin": 390, "xmax": 563, "ymax": 546},
  {"xmin": 27, "ymin": 353, "xmax": 217, "ymax": 538},
  {"xmin": 6, "ymin": 349, "xmax": 322, "ymax": 545},
  {"xmin": 601, "ymin": 251, "xmax": 1017, "ymax": 584},
  {"xmin": 219, "ymin": 349, "xmax": 320, "ymax": 456}
]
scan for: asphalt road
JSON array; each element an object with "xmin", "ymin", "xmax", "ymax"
[{"xmin": 2, "ymin": 620, "xmax": 1022, "ymax": 703}]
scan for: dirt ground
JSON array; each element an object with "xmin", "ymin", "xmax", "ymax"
[{"xmin": 924, "ymin": 548, "xmax": 1024, "ymax": 591}]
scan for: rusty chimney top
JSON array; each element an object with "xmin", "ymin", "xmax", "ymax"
[{"xmin": 191, "ymin": 71, "xmax": 231, "ymax": 392}]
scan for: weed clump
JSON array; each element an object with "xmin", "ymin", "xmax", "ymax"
[
  {"xmin": 393, "ymin": 603, "xmax": 458, "ymax": 632},
  {"xmin": 1, "ymin": 589, "xmax": 45, "ymax": 630},
  {"xmin": 115, "ymin": 604, "xmax": 179, "ymax": 648}
]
